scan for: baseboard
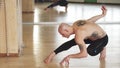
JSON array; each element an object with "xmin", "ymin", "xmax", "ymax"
[
  {"xmin": 22, "ymin": 11, "xmax": 34, "ymax": 13},
  {"xmin": 0, "ymin": 53, "xmax": 19, "ymax": 57},
  {"xmin": 0, "ymin": 53, "xmax": 7, "ymax": 57}
]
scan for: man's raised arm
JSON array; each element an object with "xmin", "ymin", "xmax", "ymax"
[{"xmin": 87, "ymin": 6, "xmax": 107, "ymax": 23}]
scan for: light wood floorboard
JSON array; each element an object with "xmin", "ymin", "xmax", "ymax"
[{"xmin": 0, "ymin": 2, "xmax": 120, "ymax": 68}]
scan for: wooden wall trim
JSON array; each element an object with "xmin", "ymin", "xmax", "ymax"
[{"xmin": 0, "ymin": 53, "xmax": 19, "ymax": 57}]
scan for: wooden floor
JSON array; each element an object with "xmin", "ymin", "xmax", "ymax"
[
  {"xmin": 22, "ymin": 24, "xmax": 120, "ymax": 68},
  {"xmin": 23, "ymin": 2, "xmax": 120, "ymax": 23},
  {"xmin": 1, "ymin": 2, "xmax": 120, "ymax": 68}
]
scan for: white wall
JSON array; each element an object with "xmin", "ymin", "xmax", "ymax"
[
  {"xmin": 97, "ymin": 0, "xmax": 120, "ymax": 4},
  {"xmin": 68, "ymin": 0, "xmax": 120, "ymax": 4}
]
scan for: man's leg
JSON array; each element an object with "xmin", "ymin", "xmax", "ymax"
[
  {"xmin": 65, "ymin": 5, "xmax": 68, "ymax": 12},
  {"xmin": 99, "ymin": 47, "xmax": 106, "ymax": 60},
  {"xmin": 44, "ymin": 1, "xmax": 59, "ymax": 10},
  {"xmin": 59, "ymin": 0, "xmax": 68, "ymax": 12},
  {"xmin": 44, "ymin": 39, "xmax": 76, "ymax": 64},
  {"xmin": 87, "ymin": 35, "xmax": 108, "ymax": 56}
]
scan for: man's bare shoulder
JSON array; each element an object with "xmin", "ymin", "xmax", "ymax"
[
  {"xmin": 73, "ymin": 20, "xmax": 86, "ymax": 26},
  {"xmin": 73, "ymin": 20, "xmax": 95, "ymax": 27}
]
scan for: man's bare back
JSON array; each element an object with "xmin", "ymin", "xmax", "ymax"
[{"xmin": 73, "ymin": 20, "xmax": 106, "ymax": 40}]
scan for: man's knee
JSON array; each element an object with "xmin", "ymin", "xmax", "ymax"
[{"xmin": 87, "ymin": 47, "xmax": 103, "ymax": 56}]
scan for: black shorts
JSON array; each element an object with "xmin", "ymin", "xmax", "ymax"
[
  {"xmin": 85, "ymin": 35, "xmax": 108, "ymax": 56},
  {"xmin": 58, "ymin": 0, "xmax": 68, "ymax": 6}
]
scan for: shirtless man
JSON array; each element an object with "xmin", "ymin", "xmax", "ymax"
[{"xmin": 44, "ymin": 6, "xmax": 108, "ymax": 65}]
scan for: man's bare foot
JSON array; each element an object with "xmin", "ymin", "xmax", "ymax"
[{"xmin": 44, "ymin": 52, "xmax": 56, "ymax": 64}]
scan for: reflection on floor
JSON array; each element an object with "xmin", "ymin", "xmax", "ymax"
[
  {"xmin": 22, "ymin": 12, "xmax": 34, "ymax": 22},
  {"xmin": 0, "ymin": 24, "xmax": 120, "ymax": 68},
  {"xmin": 23, "ymin": 2, "xmax": 120, "ymax": 24}
]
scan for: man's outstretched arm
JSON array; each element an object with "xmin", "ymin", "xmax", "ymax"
[
  {"xmin": 60, "ymin": 30, "xmax": 88, "ymax": 65},
  {"xmin": 87, "ymin": 6, "xmax": 107, "ymax": 23}
]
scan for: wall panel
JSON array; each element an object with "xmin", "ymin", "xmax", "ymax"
[{"xmin": 0, "ymin": 0, "xmax": 7, "ymax": 55}]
